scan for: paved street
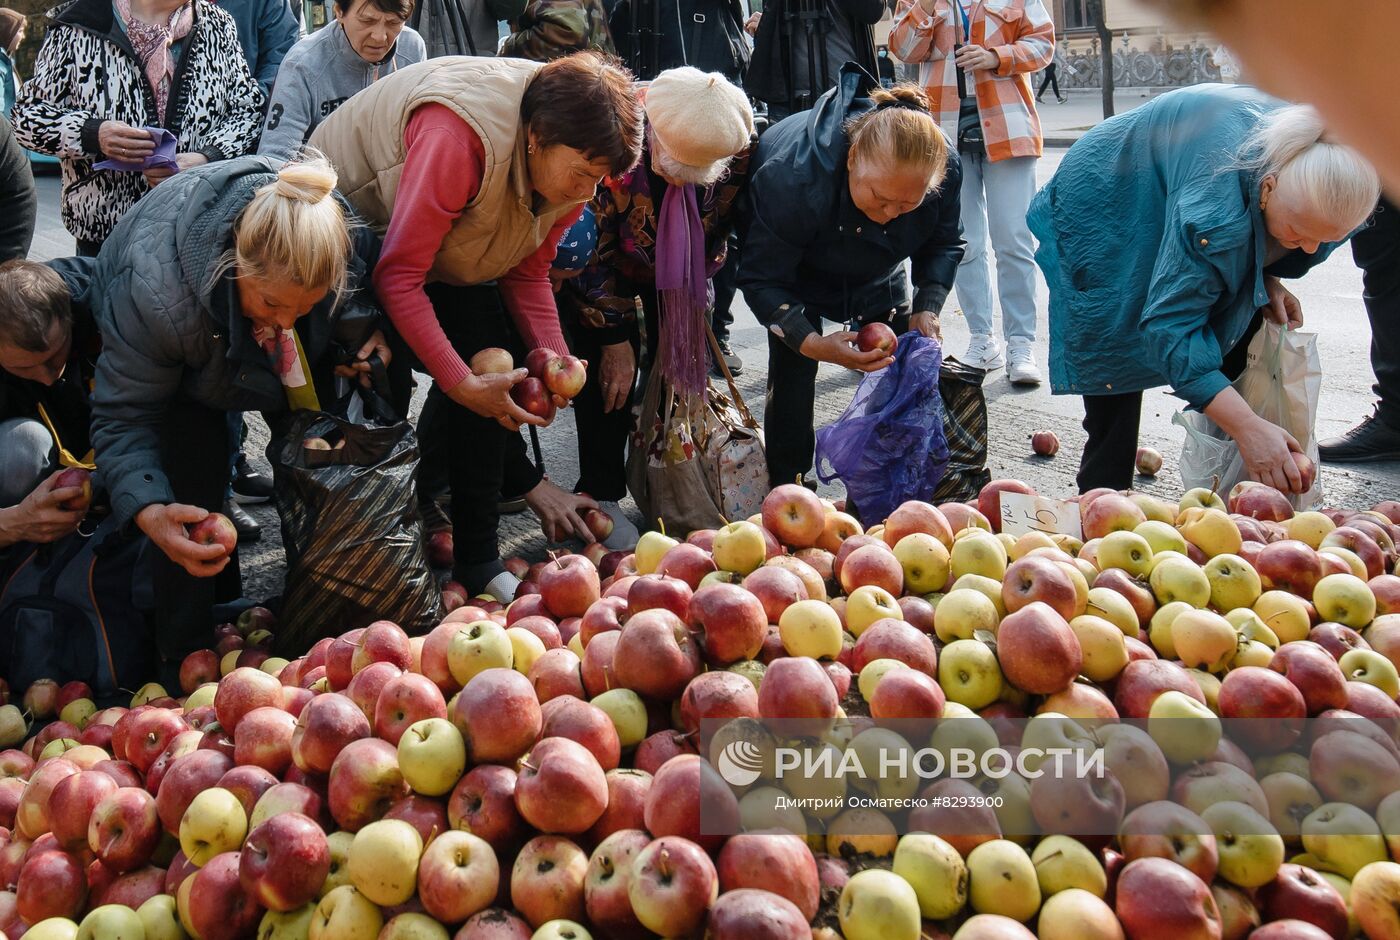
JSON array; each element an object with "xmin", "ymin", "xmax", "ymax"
[{"xmin": 25, "ymin": 140, "xmax": 1400, "ymax": 601}]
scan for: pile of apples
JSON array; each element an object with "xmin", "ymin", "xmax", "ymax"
[{"xmin": 4, "ymin": 476, "xmax": 1400, "ymax": 940}]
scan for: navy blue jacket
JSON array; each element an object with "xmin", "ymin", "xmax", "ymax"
[
  {"xmin": 216, "ymin": 0, "xmax": 299, "ymax": 95},
  {"xmin": 738, "ymin": 63, "xmax": 964, "ymax": 354}
]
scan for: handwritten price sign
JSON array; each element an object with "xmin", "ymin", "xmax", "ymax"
[{"xmin": 999, "ymin": 491, "xmax": 1083, "ymax": 540}]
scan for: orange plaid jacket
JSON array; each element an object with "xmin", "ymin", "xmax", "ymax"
[{"xmin": 888, "ymin": 0, "xmax": 1055, "ymax": 162}]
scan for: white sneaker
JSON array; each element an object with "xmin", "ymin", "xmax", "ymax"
[
  {"xmin": 1007, "ymin": 345, "xmax": 1043, "ymax": 386},
  {"xmin": 598, "ymin": 500, "xmax": 641, "ymax": 551},
  {"xmin": 483, "ymin": 571, "xmax": 520, "ymax": 604},
  {"xmin": 962, "ymin": 334, "xmax": 1005, "ymax": 371}
]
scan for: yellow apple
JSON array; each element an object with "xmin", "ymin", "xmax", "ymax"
[
  {"xmin": 1303, "ymin": 803, "xmax": 1389, "ymax": 878},
  {"xmin": 892, "ymin": 832, "xmax": 967, "ymax": 919},
  {"xmin": 1204, "ymin": 553, "xmax": 1262, "ymax": 611},
  {"xmin": 137, "ymin": 894, "xmax": 189, "ymax": 940},
  {"xmin": 1179, "ymin": 487, "xmax": 1227, "ymax": 514},
  {"xmin": 179, "ymin": 787, "xmax": 247, "ymax": 867},
  {"xmin": 348, "ymin": 819, "xmax": 423, "ymax": 907},
  {"xmin": 1202, "ymin": 801, "xmax": 1285, "ymax": 887},
  {"xmin": 591, "ymin": 688, "xmax": 648, "ymax": 748},
  {"xmin": 447, "ymin": 620, "xmax": 514, "ymax": 684},
  {"xmin": 712, "ymin": 520, "xmax": 768, "ymax": 575},
  {"xmin": 949, "ymin": 574, "xmax": 1008, "ymax": 618},
  {"xmin": 1285, "ymin": 511, "xmax": 1336, "ymax": 548},
  {"xmin": 311, "ymin": 886, "xmax": 382, "ymax": 940},
  {"xmin": 1172, "ymin": 608, "xmax": 1238, "ymax": 671},
  {"xmin": 1038, "ymin": 888, "xmax": 1123, "ymax": 940},
  {"xmin": 258, "ymin": 904, "xmax": 317, "ymax": 940},
  {"xmin": 837, "ymin": 869, "xmax": 921, "ymax": 940},
  {"xmin": 1148, "ymin": 689, "xmax": 1221, "ymax": 764},
  {"xmin": 1351, "ymin": 860, "xmax": 1400, "ymax": 940},
  {"xmin": 505, "ymin": 627, "xmax": 546, "ymax": 675},
  {"xmin": 1260, "ymin": 771, "xmax": 1322, "ymax": 845},
  {"xmin": 967, "ymin": 839, "xmax": 1041, "ymax": 922},
  {"xmin": 1188, "ymin": 666, "xmax": 1221, "ymax": 710},
  {"xmin": 1254, "ymin": 590, "xmax": 1314, "ymax": 644},
  {"xmin": 779, "ymin": 599, "xmax": 845, "ymax": 660},
  {"xmin": 1149, "ymin": 555, "xmax": 1211, "ymax": 608},
  {"xmin": 845, "ymin": 585, "xmax": 903, "ymax": 637},
  {"xmin": 1320, "ymin": 546, "xmax": 1369, "ymax": 580},
  {"xmin": 1340, "ymin": 648, "xmax": 1400, "ymax": 698},
  {"xmin": 1177, "ymin": 506, "xmax": 1243, "ymax": 558},
  {"xmin": 23, "ymin": 920, "xmax": 80, "ymax": 940},
  {"xmin": 1225, "ymin": 608, "xmax": 1280, "ymax": 648},
  {"xmin": 858, "ymin": 659, "xmax": 908, "ymax": 702},
  {"xmin": 397, "ymin": 717, "xmax": 466, "ymax": 797},
  {"xmin": 1313, "ymin": 573, "xmax": 1377, "ymax": 629},
  {"xmin": 1030, "ymin": 834, "xmax": 1107, "ymax": 897},
  {"xmin": 951, "ymin": 531, "xmax": 1009, "ymax": 581},
  {"xmin": 934, "ymin": 589, "xmax": 1000, "ymax": 642},
  {"xmin": 1135, "ymin": 519, "xmax": 1189, "ymax": 556},
  {"xmin": 1068, "ymin": 615, "xmax": 1129, "ymax": 682},
  {"xmin": 1098, "ymin": 531, "xmax": 1155, "ymax": 578},
  {"xmin": 1084, "ymin": 587, "xmax": 1140, "ymax": 637},
  {"xmin": 893, "ymin": 533, "xmax": 951, "ymax": 595},
  {"xmin": 634, "ymin": 529, "xmax": 678, "ymax": 574},
  {"xmin": 1232, "ymin": 639, "xmax": 1275, "ymax": 669},
  {"xmin": 937, "ymin": 639, "xmax": 1003, "ymax": 709}
]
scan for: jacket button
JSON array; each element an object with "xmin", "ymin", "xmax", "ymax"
[{"xmin": 1199, "ymin": 238, "xmax": 1209, "ymax": 246}]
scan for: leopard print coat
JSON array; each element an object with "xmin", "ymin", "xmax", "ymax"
[{"xmin": 12, "ymin": 0, "xmax": 264, "ymax": 244}]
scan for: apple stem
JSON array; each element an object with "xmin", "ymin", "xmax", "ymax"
[
  {"xmin": 656, "ymin": 519, "xmax": 667, "ymax": 537},
  {"xmin": 657, "ymin": 847, "xmax": 672, "ymax": 879}
]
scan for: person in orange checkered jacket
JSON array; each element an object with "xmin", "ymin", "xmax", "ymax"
[{"xmin": 888, "ymin": 0, "xmax": 1054, "ymax": 387}]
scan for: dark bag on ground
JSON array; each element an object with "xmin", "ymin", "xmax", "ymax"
[
  {"xmin": 814, "ymin": 332, "xmax": 952, "ymax": 527},
  {"xmin": 931, "ymin": 357, "xmax": 992, "ymax": 503},
  {"xmin": 0, "ymin": 514, "xmax": 157, "ymax": 705},
  {"xmin": 267, "ymin": 381, "xmax": 440, "ymax": 656}
]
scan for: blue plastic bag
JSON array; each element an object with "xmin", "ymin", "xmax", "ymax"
[{"xmin": 815, "ymin": 332, "xmax": 951, "ymax": 526}]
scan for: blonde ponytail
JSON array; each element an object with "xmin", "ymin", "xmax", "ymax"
[
  {"xmin": 1241, "ymin": 104, "xmax": 1379, "ymax": 231},
  {"xmin": 232, "ymin": 152, "xmax": 350, "ymax": 298},
  {"xmin": 846, "ymin": 84, "xmax": 948, "ymax": 192}
]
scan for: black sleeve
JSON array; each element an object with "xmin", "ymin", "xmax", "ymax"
[
  {"xmin": 838, "ymin": 0, "xmax": 886, "ymax": 26},
  {"xmin": 0, "ymin": 116, "xmax": 36, "ymax": 263},
  {"xmin": 909, "ymin": 147, "xmax": 964, "ymax": 313}
]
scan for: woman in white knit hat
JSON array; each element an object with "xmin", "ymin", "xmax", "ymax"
[{"xmin": 557, "ymin": 66, "xmax": 755, "ymax": 535}]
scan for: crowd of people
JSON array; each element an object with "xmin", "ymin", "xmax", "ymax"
[{"xmin": 0, "ymin": 0, "xmax": 1389, "ymax": 671}]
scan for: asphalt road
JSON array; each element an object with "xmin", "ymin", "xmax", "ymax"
[{"xmin": 24, "ymin": 151, "xmax": 1400, "ymax": 603}]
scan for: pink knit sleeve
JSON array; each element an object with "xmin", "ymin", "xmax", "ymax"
[{"xmin": 372, "ymin": 104, "xmax": 487, "ymax": 390}]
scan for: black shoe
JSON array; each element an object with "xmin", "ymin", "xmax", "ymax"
[
  {"xmin": 231, "ymin": 455, "xmax": 274, "ymax": 504},
  {"xmin": 711, "ymin": 337, "xmax": 743, "ymax": 378},
  {"xmin": 224, "ymin": 499, "xmax": 262, "ymax": 542},
  {"xmin": 1319, "ymin": 412, "xmax": 1400, "ymax": 463}
]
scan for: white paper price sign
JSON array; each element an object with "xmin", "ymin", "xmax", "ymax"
[{"xmin": 999, "ymin": 491, "xmax": 1083, "ymax": 540}]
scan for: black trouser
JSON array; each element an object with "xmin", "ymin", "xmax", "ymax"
[
  {"xmin": 711, "ymin": 236, "xmax": 739, "ymax": 344},
  {"xmin": 154, "ymin": 397, "xmax": 241, "ymax": 663},
  {"xmin": 1077, "ymin": 310, "xmax": 1263, "ymax": 492},
  {"xmin": 1036, "ymin": 63, "xmax": 1061, "ymax": 99},
  {"xmin": 565, "ymin": 309, "xmax": 643, "ymax": 502},
  {"xmin": 764, "ymin": 306, "xmax": 907, "ymax": 489},
  {"xmin": 1352, "ymin": 196, "xmax": 1400, "ymax": 429},
  {"xmin": 417, "ymin": 395, "xmax": 542, "ymax": 508},
  {"xmin": 422, "ymin": 283, "xmax": 542, "ymax": 590}
]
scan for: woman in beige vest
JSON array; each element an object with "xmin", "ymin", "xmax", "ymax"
[{"xmin": 311, "ymin": 52, "xmax": 644, "ymax": 601}]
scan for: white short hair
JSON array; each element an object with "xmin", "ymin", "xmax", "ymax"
[{"xmin": 1242, "ymin": 104, "xmax": 1380, "ymax": 231}]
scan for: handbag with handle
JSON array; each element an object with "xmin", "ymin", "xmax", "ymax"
[{"xmin": 627, "ymin": 323, "xmax": 768, "ymax": 534}]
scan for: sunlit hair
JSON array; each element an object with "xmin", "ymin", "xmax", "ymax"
[
  {"xmin": 649, "ymin": 127, "xmax": 733, "ymax": 186},
  {"xmin": 1238, "ymin": 104, "xmax": 1380, "ymax": 231},
  {"xmin": 845, "ymin": 84, "xmax": 948, "ymax": 192}
]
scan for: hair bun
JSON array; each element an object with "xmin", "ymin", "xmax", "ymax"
[
  {"xmin": 273, "ymin": 153, "xmax": 338, "ymax": 205},
  {"xmin": 871, "ymin": 82, "xmax": 931, "ymax": 114}
]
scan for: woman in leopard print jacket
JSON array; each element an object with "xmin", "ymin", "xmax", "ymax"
[{"xmin": 12, "ymin": 0, "xmax": 264, "ymax": 253}]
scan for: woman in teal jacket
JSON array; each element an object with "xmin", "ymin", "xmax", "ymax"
[{"xmin": 1029, "ymin": 84, "xmax": 1379, "ymax": 493}]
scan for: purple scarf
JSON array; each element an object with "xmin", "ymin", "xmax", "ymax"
[{"xmin": 654, "ymin": 181, "xmax": 711, "ymax": 397}]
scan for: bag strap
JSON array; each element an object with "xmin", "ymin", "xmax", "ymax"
[
  {"xmin": 703, "ymin": 319, "xmax": 760, "ymax": 431},
  {"xmin": 37, "ymin": 403, "xmax": 97, "ymax": 471}
]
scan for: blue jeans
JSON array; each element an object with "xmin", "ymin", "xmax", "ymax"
[
  {"xmin": 0, "ymin": 418, "xmax": 54, "ymax": 508},
  {"xmin": 953, "ymin": 152, "xmax": 1040, "ymax": 348}
]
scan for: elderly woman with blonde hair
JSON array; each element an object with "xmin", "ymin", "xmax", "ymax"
[
  {"xmin": 86, "ymin": 153, "xmax": 392, "ymax": 667},
  {"xmin": 1028, "ymin": 84, "xmax": 1380, "ymax": 495}
]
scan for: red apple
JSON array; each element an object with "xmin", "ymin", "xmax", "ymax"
[
  {"xmin": 852, "ymin": 619, "xmax": 938, "ymax": 675},
  {"xmin": 757, "ymin": 656, "xmax": 839, "ymax": 739},
  {"xmin": 582, "ymin": 828, "xmax": 650, "ymax": 939},
  {"xmin": 326, "ymin": 737, "xmax": 408, "ymax": 832},
  {"xmin": 515, "ymin": 737, "xmax": 608, "ymax": 835},
  {"xmin": 581, "ymin": 630, "xmax": 622, "ymax": 699},
  {"xmin": 525, "ymin": 347, "xmax": 559, "ymax": 379},
  {"xmin": 633, "ymin": 730, "xmax": 697, "ymax": 776},
  {"xmin": 453, "ymin": 668, "xmax": 542, "ymax": 765},
  {"xmin": 883, "ymin": 500, "xmax": 955, "ymax": 548},
  {"xmin": 855, "ymin": 321, "xmax": 896, "ymax": 355},
  {"xmin": 48, "ymin": 770, "xmax": 118, "ymax": 852},
  {"xmin": 1114, "ymin": 856, "xmax": 1222, "ymax": 940},
  {"xmin": 53, "ymin": 466, "xmax": 92, "ymax": 511},
  {"xmin": 628, "ymin": 835, "xmax": 718, "ymax": 937},
  {"xmin": 586, "ymin": 769, "xmax": 652, "ymax": 844},
  {"xmin": 374, "ymin": 672, "xmax": 448, "ymax": 746},
  {"xmin": 214, "ymin": 667, "xmax": 283, "ymax": 735},
  {"xmin": 689, "ymin": 583, "xmax": 768, "ymax": 665},
  {"xmin": 716, "ymin": 830, "xmax": 819, "ymax": 921},
  {"xmin": 88, "ymin": 786, "xmax": 161, "ymax": 873},
  {"xmin": 216, "ymin": 765, "xmax": 278, "ymax": 821},
  {"xmin": 155, "ymin": 749, "xmax": 233, "ymax": 834},
  {"xmin": 762, "ymin": 484, "xmax": 825, "ymax": 549},
  {"xmin": 182, "ymin": 851, "xmax": 263, "ymax": 940},
  {"xmin": 540, "ymin": 698, "xmax": 621, "ymax": 771},
  {"xmin": 613, "ymin": 609, "xmax": 702, "ymax": 700},
  {"xmin": 1218, "ymin": 665, "xmax": 1307, "ymax": 753},
  {"xmin": 232, "ymin": 705, "xmax": 295, "ymax": 776},
  {"xmin": 511, "ymin": 377, "xmax": 556, "ymax": 421},
  {"xmin": 1119, "ymin": 800, "xmax": 1219, "ymax": 883},
  {"xmin": 996, "ymin": 601, "xmax": 1082, "ymax": 694},
  {"xmin": 124, "ymin": 707, "xmax": 189, "ymax": 774},
  {"xmin": 741, "ymin": 566, "xmax": 807, "ymax": 625},
  {"xmin": 1031, "ymin": 430, "xmax": 1060, "ymax": 457},
  {"xmin": 539, "ymin": 555, "xmax": 601, "ymax": 619},
  {"xmin": 416, "ymin": 829, "xmax": 499, "ymax": 924},
  {"xmin": 657, "ymin": 543, "xmax": 718, "ymax": 591},
  {"xmin": 238, "ymin": 812, "xmax": 329, "ymax": 911},
  {"xmin": 1256, "ymin": 864, "xmax": 1348, "ymax": 940},
  {"xmin": 351, "ymin": 620, "xmax": 413, "ymax": 675},
  {"xmin": 15, "ymin": 848, "xmax": 87, "ymax": 924},
  {"xmin": 1002, "ymin": 555, "xmax": 1080, "ymax": 620},
  {"xmin": 1114, "ymin": 659, "xmax": 1206, "ymax": 720},
  {"xmin": 188, "ymin": 512, "xmax": 238, "ymax": 553},
  {"xmin": 579, "ymin": 596, "xmax": 627, "ymax": 646},
  {"xmin": 707, "ymin": 888, "xmax": 810, "ymax": 939},
  {"xmin": 511, "ymin": 834, "xmax": 588, "ymax": 927},
  {"xmin": 1256, "ymin": 540, "xmax": 1325, "ymax": 599},
  {"xmin": 978, "ymin": 479, "xmax": 1036, "ymax": 533},
  {"xmin": 1310, "ymin": 622, "xmax": 1369, "ymax": 660},
  {"xmin": 448, "ymin": 764, "xmax": 522, "ymax": 853},
  {"xmin": 838, "ymin": 543, "xmax": 905, "ymax": 596},
  {"xmin": 626, "ymin": 573, "xmax": 693, "ymax": 621},
  {"xmin": 100, "ymin": 863, "xmax": 165, "ymax": 909}
]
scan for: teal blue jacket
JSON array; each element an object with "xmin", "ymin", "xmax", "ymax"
[{"xmin": 1028, "ymin": 84, "xmax": 1341, "ymax": 409}]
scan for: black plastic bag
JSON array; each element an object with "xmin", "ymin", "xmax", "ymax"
[
  {"xmin": 268, "ymin": 392, "xmax": 440, "ymax": 655},
  {"xmin": 931, "ymin": 357, "xmax": 992, "ymax": 503}
]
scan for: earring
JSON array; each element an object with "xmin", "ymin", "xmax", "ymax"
[{"xmin": 528, "ymin": 144, "xmax": 535, "ymax": 154}]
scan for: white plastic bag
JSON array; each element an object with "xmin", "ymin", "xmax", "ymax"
[{"xmin": 1175, "ymin": 322, "xmax": 1323, "ymax": 508}]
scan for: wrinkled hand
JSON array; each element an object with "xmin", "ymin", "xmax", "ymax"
[
  {"xmin": 136, "ymin": 502, "xmax": 232, "ymax": 577},
  {"xmin": 0, "ymin": 470, "xmax": 86, "ymax": 546},
  {"xmin": 335, "ymin": 330, "xmax": 392, "ymax": 386},
  {"xmin": 446, "ymin": 369, "xmax": 545, "ymax": 432},
  {"xmin": 98, "ymin": 121, "xmax": 155, "ymax": 161},
  {"xmin": 745, "ymin": 11, "xmax": 761, "ymax": 35},
  {"xmin": 801, "ymin": 331, "xmax": 895, "ymax": 372},
  {"xmin": 1235, "ymin": 416, "xmax": 1306, "ymax": 493},
  {"xmin": 955, "ymin": 44, "xmax": 1000, "ymax": 71},
  {"xmin": 526, "ymin": 479, "xmax": 600, "ymax": 542},
  {"xmin": 910, "ymin": 311, "xmax": 941, "ymax": 341},
  {"xmin": 1263, "ymin": 275, "xmax": 1303, "ymax": 329},
  {"xmin": 599, "ymin": 341, "xmax": 635, "ymax": 413}
]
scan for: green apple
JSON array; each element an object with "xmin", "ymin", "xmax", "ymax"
[
  {"xmin": 591, "ymin": 688, "xmax": 648, "ymax": 748},
  {"xmin": 1171, "ymin": 608, "xmax": 1237, "ymax": 672},
  {"xmin": 532, "ymin": 921, "xmax": 593, "ymax": 940},
  {"xmin": 1097, "ymin": 530, "xmax": 1155, "ymax": 578},
  {"xmin": 1202, "ymin": 801, "xmax": 1285, "ymax": 888},
  {"xmin": 257, "ymin": 903, "xmax": 316, "ymax": 940},
  {"xmin": 131, "ymin": 681, "xmax": 169, "ymax": 706},
  {"xmin": 1084, "ymin": 587, "xmax": 1140, "ymax": 637},
  {"xmin": 1314, "ymin": 573, "xmax": 1378, "ymax": 629},
  {"xmin": 837, "ymin": 869, "xmax": 922, "ymax": 940},
  {"xmin": 738, "ymin": 786, "xmax": 807, "ymax": 836},
  {"xmin": 1149, "ymin": 555, "xmax": 1211, "ymax": 608},
  {"xmin": 1068, "ymin": 614, "xmax": 1129, "ymax": 682},
  {"xmin": 937, "ymin": 639, "xmax": 1003, "ymax": 709},
  {"xmin": 634, "ymin": 529, "xmax": 678, "ymax": 575},
  {"xmin": 933, "ymin": 588, "xmax": 1000, "ymax": 642},
  {"xmin": 1340, "ymin": 648, "xmax": 1400, "ymax": 698},
  {"xmin": 949, "ymin": 574, "xmax": 1008, "ymax": 618},
  {"xmin": 848, "ymin": 728, "xmax": 919, "ymax": 801},
  {"xmin": 927, "ymin": 711, "xmax": 1000, "ymax": 770},
  {"xmin": 1179, "ymin": 487, "xmax": 1227, "ymax": 514},
  {"xmin": 23, "ymin": 920, "xmax": 81, "ymax": 940},
  {"xmin": 505, "ymin": 627, "xmax": 546, "ymax": 675},
  {"xmin": 1254, "ymin": 590, "xmax": 1314, "ymax": 644},
  {"xmin": 846, "ymin": 585, "xmax": 903, "ymax": 637},
  {"xmin": 348, "ymin": 819, "xmax": 423, "ymax": 907},
  {"xmin": 699, "ymin": 570, "xmax": 742, "ymax": 589},
  {"xmin": 712, "ymin": 520, "xmax": 767, "ymax": 575},
  {"xmin": 1135, "ymin": 519, "xmax": 1188, "ymax": 556},
  {"xmin": 1260, "ymin": 771, "xmax": 1322, "ymax": 845},
  {"xmin": 967, "ymin": 839, "xmax": 1041, "ymax": 921},
  {"xmin": 858, "ymin": 659, "xmax": 908, "ymax": 702},
  {"xmin": 726, "ymin": 660, "xmax": 766, "ymax": 693},
  {"xmin": 179, "ymin": 787, "xmax": 247, "ymax": 867},
  {"xmin": 1204, "ymin": 553, "xmax": 1262, "ymax": 611},
  {"xmin": 60, "ymin": 698, "xmax": 96, "ymax": 730},
  {"xmin": 1231, "ymin": 638, "xmax": 1273, "ymax": 669},
  {"xmin": 1225, "ymin": 608, "xmax": 1279, "ymax": 649},
  {"xmin": 1147, "ymin": 689, "xmax": 1221, "ymax": 764},
  {"xmin": 567, "ymin": 633, "xmax": 584, "ymax": 658},
  {"xmin": 447, "ymin": 621, "xmax": 514, "ymax": 685},
  {"xmin": 782, "ymin": 741, "xmax": 847, "ymax": 820},
  {"xmin": 1148, "ymin": 600, "xmax": 1192, "ymax": 658},
  {"xmin": 76, "ymin": 906, "xmax": 145, "ymax": 940},
  {"xmin": 892, "ymin": 832, "xmax": 967, "ymax": 919},
  {"xmin": 137, "ymin": 894, "xmax": 189, "ymax": 940},
  {"xmin": 1256, "ymin": 751, "xmax": 1311, "ymax": 780},
  {"xmin": 950, "ymin": 531, "xmax": 1008, "ymax": 581},
  {"xmin": 398, "ymin": 717, "xmax": 466, "ymax": 797},
  {"xmin": 1302, "ymin": 802, "xmax": 1389, "ymax": 878},
  {"xmin": 1351, "ymin": 860, "xmax": 1400, "ymax": 940},
  {"xmin": 1030, "ymin": 834, "xmax": 1107, "ymax": 897},
  {"xmin": 779, "ymin": 599, "xmax": 845, "ymax": 659},
  {"xmin": 321, "ymin": 830, "xmax": 355, "ymax": 898},
  {"xmin": 182, "ymin": 683, "xmax": 217, "ymax": 712},
  {"xmin": 893, "ymin": 533, "xmax": 951, "ymax": 595},
  {"xmin": 311, "ymin": 886, "xmax": 383, "ymax": 940}
]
